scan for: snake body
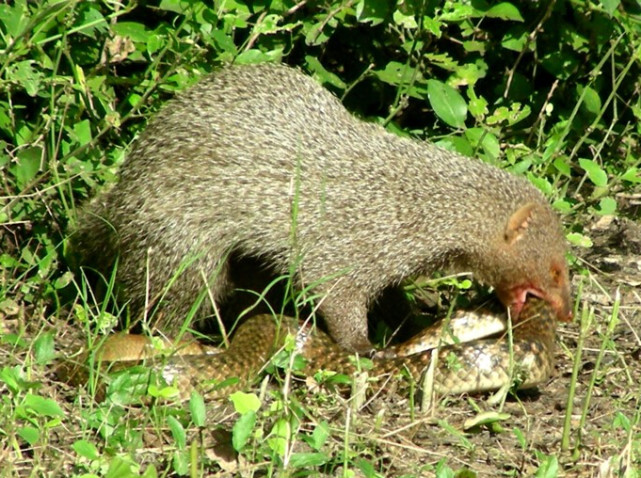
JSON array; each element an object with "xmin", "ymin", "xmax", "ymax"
[{"xmin": 59, "ymin": 298, "xmax": 556, "ymax": 399}]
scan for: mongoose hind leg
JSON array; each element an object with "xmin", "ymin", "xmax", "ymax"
[{"xmin": 125, "ymin": 249, "xmax": 235, "ymax": 335}]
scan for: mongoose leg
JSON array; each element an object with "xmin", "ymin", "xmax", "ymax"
[
  {"xmin": 318, "ymin": 286, "xmax": 371, "ymax": 353},
  {"xmin": 134, "ymin": 253, "xmax": 234, "ymax": 334}
]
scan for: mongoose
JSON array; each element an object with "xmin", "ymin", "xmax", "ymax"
[{"xmin": 73, "ymin": 63, "xmax": 572, "ymax": 352}]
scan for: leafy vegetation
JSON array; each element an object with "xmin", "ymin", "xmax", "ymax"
[{"xmin": 1, "ymin": 0, "xmax": 640, "ymax": 476}]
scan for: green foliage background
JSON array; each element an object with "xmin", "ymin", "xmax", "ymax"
[{"xmin": 2, "ymin": 0, "xmax": 641, "ymax": 323}]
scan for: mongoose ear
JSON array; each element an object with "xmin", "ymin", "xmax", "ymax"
[{"xmin": 505, "ymin": 202, "xmax": 539, "ymax": 245}]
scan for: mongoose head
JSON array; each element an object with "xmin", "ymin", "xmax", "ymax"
[{"xmin": 492, "ymin": 202, "xmax": 572, "ymax": 322}]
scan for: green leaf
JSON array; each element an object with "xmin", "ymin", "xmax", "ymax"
[
  {"xmin": 189, "ymin": 391, "xmax": 206, "ymax": 427},
  {"xmin": 355, "ymin": 458, "xmax": 378, "ymax": 477},
  {"xmin": 464, "ymin": 411, "xmax": 511, "ymax": 430},
  {"xmin": 453, "ymin": 63, "xmax": 485, "ymax": 85},
  {"xmin": 13, "ymin": 147, "xmax": 42, "ymax": 189},
  {"xmin": 306, "ymin": 56, "xmax": 347, "ymax": 89},
  {"xmin": 158, "ymin": 0, "xmax": 192, "ymax": 14},
  {"xmin": 304, "ymin": 19, "xmax": 332, "ymax": 46},
  {"xmin": 53, "ymin": 271, "xmax": 74, "ymax": 290},
  {"xmin": 436, "ymin": 135, "xmax": 474, "ymax": 157},
  {"xmin": 485, "ymin": 3, "xmax": 524, "ymax": 21},
  {"xmin": 392, "ymin": 10, "xmax": 418, "ymax": 28},
  {"xmin": 24, "ymin": 394, "xmax": 65, "ymax": 418},
  {"xmin": 18, "ymin": 426, "xmax": 40, "ymax": 446},
  {"xmin": 441, "ymin": 3, "xmax": 476, "ymax": 21},
  {"xmin": 502, "ymin": 26, "xmax": 528, "ymax": 51},
  {"xmin": 578, "ymin": 158, "xmax": 608, "ymax": 187},
  {"xmin": 267, "ymin": 417, "xmax": 290, "ymax": 456},
  {"xmin": 73, "ymin": 120, "xmax": 93, "ymax": 146},
  {"xmin": 211, "ymin": 29, "xmax": 237, "ymax": 55},
  {"xmin": 105, "ymin": 457, "xmax": 138, "ymax": 478},
  {"xmin": 307, "ymin": 421, "xmax": 330, "ymax": 450},
  {"xmin": 33, "ymin": 332, "xmax": 55, "ymax": 365},
  {"xmin": 426, "ymin": 80, "xmax": 467, "ymax": 129},
  {"xmin": 146, "ymin": 383, "xmax": 180, "ymax": 400},
  {"xmin": 11, "ymin": 60, "xmax": 44, "ymax": 97},
  {"xmin": 513, "ymin": 427, "xmax": 527, "ymax": 449},
  {"xmin": 601, "ymin": 0, "xmax": 620, "ymax": 16},
  {"xmin": 462, "ymin": 40, "xmax": 485, "ymax": 53},
  {"xmin": 487, "ymin": 103, "xmax": 531, "ymax": 126},
  {"xmin": 465, "ymin": 128, "xmax": 500, "ymax": 160},
  {"xmin": 577, "ymin": 85, "xmax": 602, "ymax": 116},
  {"xmin": 621, "ymin": 167, "xmax": 641, "ymax": 183},
  {"xmin": 567, "ymin": 233, "xmax": 593, "ymax": 248},
  {"xmin": 111, "ymin": 22, "xmax": 150, "ymax": 42},
  {"xmin": 467, "ymin": 87, "xmax": 488, "ymax": 119},
  {"xmin": 73, "ymin": 439, "xmax": 101, "ymax": 460},
  {"xmin": 141, "ymin": 464, "xmax": 158, "ymax": 478},
  {"xmin": 613, "ymin": 412, "xmax": 631, "ymax": 431},
  {"xmin": 230, "ymin": 391, "xmax": 261, "ymax": 414},
  {"xmin": 553, "ymin": 157, "xmax": 572, "ymax": 177},
  {"xmin": 0, "ymin": 2, "xmax": 30, "ymax": 37},
  {"xmin": 552, "ymin": 198, "xmax": 572, "ymax": 214},
  {"xmin": 355, "ymin": 0, "xmax": 390, "ymax": 25},
  {"xmin": 253, "ymin": 13, "xmax": 283, "ymax": 34},
  {"xmin": 232, "ymin": 410, "xmax": 256, "ymax": 451},
  {"xmin": 0, "ymin": 366, "xmax": 22, "ymax": 393},
  {"xmin": 235, "ymin": 48, "xmax": 283, "ymax": 64},
  {"xmin": 172, "ymin": 450, "xmax": 189, "ymax": 475},
  {"xmin": 374, "ymin": 61, "xmax": 416, "ymax": 87},
  {"xmin": 167, "ymin": 415, "xmax": 186, "ymax": 449},
  {"xmin": 535, "ymin": 454, "xmax": 559, "ymax": 478},
  {"xmin": 74, "ymin": 5, "xmax": 108, "ymax": 39},
  {"xmin": 107, "ymin": 366, "xmax": 155, "ymax": 404},
  {"xmin": 289, "ymin": 452, "xmax": 331, "ymax": 468},
  {"xmin": 528, "ymin": 175, "xmax": 553, "ymax": 195},
  {"xmin": 596, "ymin": 197, "xmax": 617, "ymax": 216},
  {"xmin": 423, "ymin": 17, "xmax": 443, "ymax": 36}
]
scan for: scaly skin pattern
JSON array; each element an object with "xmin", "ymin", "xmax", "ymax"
[{"xmin": 59, "ymin": 298, "xmax": 556, "ymax": 400}]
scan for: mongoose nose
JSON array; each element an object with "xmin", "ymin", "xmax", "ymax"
[{"xmin": 549, "ymin": 292, "xmax": 573, "ymax": 322}]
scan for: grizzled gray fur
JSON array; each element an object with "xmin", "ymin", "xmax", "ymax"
[{"xmin": 73, "ymin": 63, "xmax": 570, "ymax": 352}]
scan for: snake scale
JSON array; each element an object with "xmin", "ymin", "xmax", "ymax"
[{"xmin": 58, "ymin": 298, "xmax": 556, "ymax": 399}]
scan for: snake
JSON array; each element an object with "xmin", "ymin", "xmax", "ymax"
[{"xmin": 57, "ymin": 297, "xmax": 556, "ymax": 400}]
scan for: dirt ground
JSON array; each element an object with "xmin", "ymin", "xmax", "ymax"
[{"xmin": 2, "ymin": 201, "xmax": 640, "ymax": 477}]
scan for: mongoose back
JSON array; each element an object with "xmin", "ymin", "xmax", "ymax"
[{"xmin": 73, "ymin": 63, "xmax": 572, "ymax": 352}]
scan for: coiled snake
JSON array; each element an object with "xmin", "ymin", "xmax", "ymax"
[{"xmin": 58, "ymin": 298, "xmax": 556, "ymax": 399}]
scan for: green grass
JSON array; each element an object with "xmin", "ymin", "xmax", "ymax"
[{"xmin": 2, "ymin": 1, "xmax": 641, "ymax": 476}]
